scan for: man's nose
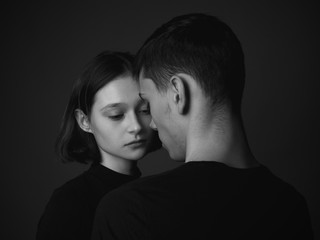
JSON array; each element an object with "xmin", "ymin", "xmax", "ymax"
[{"xmin": 149, "ymin": 119, "xmax": 157, "ymax": 131}]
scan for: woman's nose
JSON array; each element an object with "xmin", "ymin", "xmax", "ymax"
[{"xmin": 127, "ymin": 114, "xmax": 142, "ymax": 134}]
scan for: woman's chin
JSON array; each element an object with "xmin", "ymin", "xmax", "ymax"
[{"xmin": 124, "ymin": 148, "xmax": 148, "ymax": 161}]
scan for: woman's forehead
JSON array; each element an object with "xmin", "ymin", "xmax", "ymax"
[{"xmin": 93, "ymin": 77, "xmax": 143, "ymax": 109}]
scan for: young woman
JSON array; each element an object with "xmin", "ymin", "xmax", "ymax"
[{"xmin": 36, "ymin": 51, "xmax": 160, "ymax": 240}]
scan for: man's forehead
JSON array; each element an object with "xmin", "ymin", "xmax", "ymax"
[
  {"xmin": 138, "ymin": 69, "xmax": 159, "ymax": 95},
  {"xmin": 138, "ymin": 68, "xmax": 146, "ymax": 81},
  {"xmin": 138, "ymin": 75, "xmax": 153, "ymax": 91}
]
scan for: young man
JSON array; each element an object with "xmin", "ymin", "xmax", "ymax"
[{"xmin": 91, "ymin": 13, "xmax": 313, "ymax": 239}]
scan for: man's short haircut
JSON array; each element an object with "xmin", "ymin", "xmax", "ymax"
[{"xmin": 134, "ymin": 13, "xmax": 245, "ymax": 113}]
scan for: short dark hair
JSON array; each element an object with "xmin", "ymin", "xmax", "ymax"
[
  {"xmin": 55, "ymin": 51, "xmax": 134, "ymax": 164},
  {"xmin": 134, "ymin": 13, "xmax": 245, "ymax": 113}
]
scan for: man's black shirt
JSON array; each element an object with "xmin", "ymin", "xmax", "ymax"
[{"xmin": 92, "ymin": 161, "xmax": 313, "ymax": 240}]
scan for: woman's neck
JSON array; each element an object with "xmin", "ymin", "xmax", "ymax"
[{"xmin": 99, "ymin": 152, "xmax": 139, "ymax": 176}]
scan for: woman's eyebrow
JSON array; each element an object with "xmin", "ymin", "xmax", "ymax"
[{"xmin": 100, "ymin": 103, "xmax": 124, "ymax": 111}]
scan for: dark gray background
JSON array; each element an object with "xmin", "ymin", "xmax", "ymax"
[{"xmin": 1, "ymin": 0, "xmax": 319, "ymax": 239}]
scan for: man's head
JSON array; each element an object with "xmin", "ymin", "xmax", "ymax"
[{"xmin": 135, "ymin": 13, "xmax": 246, "ymax": 161}]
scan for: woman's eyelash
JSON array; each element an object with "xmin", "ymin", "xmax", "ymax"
[
  {"xmin": 108, "ymin": 114, "xmax": 124, "ymax": 120},
  {"xmin": 106, "ymin": 104, "xmax": 150, "ymax": 120}
]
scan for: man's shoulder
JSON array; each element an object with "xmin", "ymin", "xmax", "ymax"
[
  {"xmin": 96, "ymin": 167, "xmax": 181, "ymax": 208},
  {"xmin": 106, "ymin": 170, "xmax": 169, "ymax": 194},
  {"xmin": 261, "ymin": 166, "xmax": 305, "ymax": 199}
]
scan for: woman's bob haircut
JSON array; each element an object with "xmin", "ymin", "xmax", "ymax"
[{"xmin": 55, "ymin": 51, "xmax": 135, "ymax": 164}]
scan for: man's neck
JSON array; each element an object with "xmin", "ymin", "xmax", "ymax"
[{"xmin": 185, "ymin": 108, "xmax": 258, "ymax": 169}]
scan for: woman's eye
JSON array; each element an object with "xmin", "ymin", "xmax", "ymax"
[{"xmin": 108, "ymin": 114, "xmax": 124, "ymax": 120}]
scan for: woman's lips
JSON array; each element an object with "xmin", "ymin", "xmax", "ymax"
[{"xmin": 125, "ymin": 139, "xmax": 147, "ymax": 147}]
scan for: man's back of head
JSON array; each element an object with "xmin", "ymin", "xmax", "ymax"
[
  {"xmin": 134, "ymin": 13, "xmax": 245, "ymax": 115},
  {"xmin": 136, "ymin": 13, "xmax": 256, "ymax": 168}
]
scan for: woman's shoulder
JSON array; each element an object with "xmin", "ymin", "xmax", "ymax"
[
  {"xmin": 50, "ymin": 171, "xmax": 92, "ymax": 206},
  {"xmin": 36, "ymin": 170, "xmax": 95, "ymax": 240},
  {"xmin": 48, "ymin": 164, "xmax": 114, "ymax": 205}
]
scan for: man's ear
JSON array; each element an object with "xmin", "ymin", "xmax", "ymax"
[
  {"xmin": 74, "ymin": 109, "xmax": 93, "ymax": 133},
  {"xmin": 169, "ymin": 74, "xmax": 190, "ymax": 114}
]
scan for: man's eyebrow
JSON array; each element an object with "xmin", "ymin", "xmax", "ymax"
[{"xmin": 138, "ymin": 93, "xmax": 145, "ymax": 100}]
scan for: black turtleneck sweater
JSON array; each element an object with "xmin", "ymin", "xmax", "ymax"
[{"xmin": 36, "ymin": 163, "xmax": 140, "ymax": 240}]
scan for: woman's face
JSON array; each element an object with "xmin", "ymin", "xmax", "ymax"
[{"xmin": 88, "ymin": 75, "xmax": 153, "ymax": 162}]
